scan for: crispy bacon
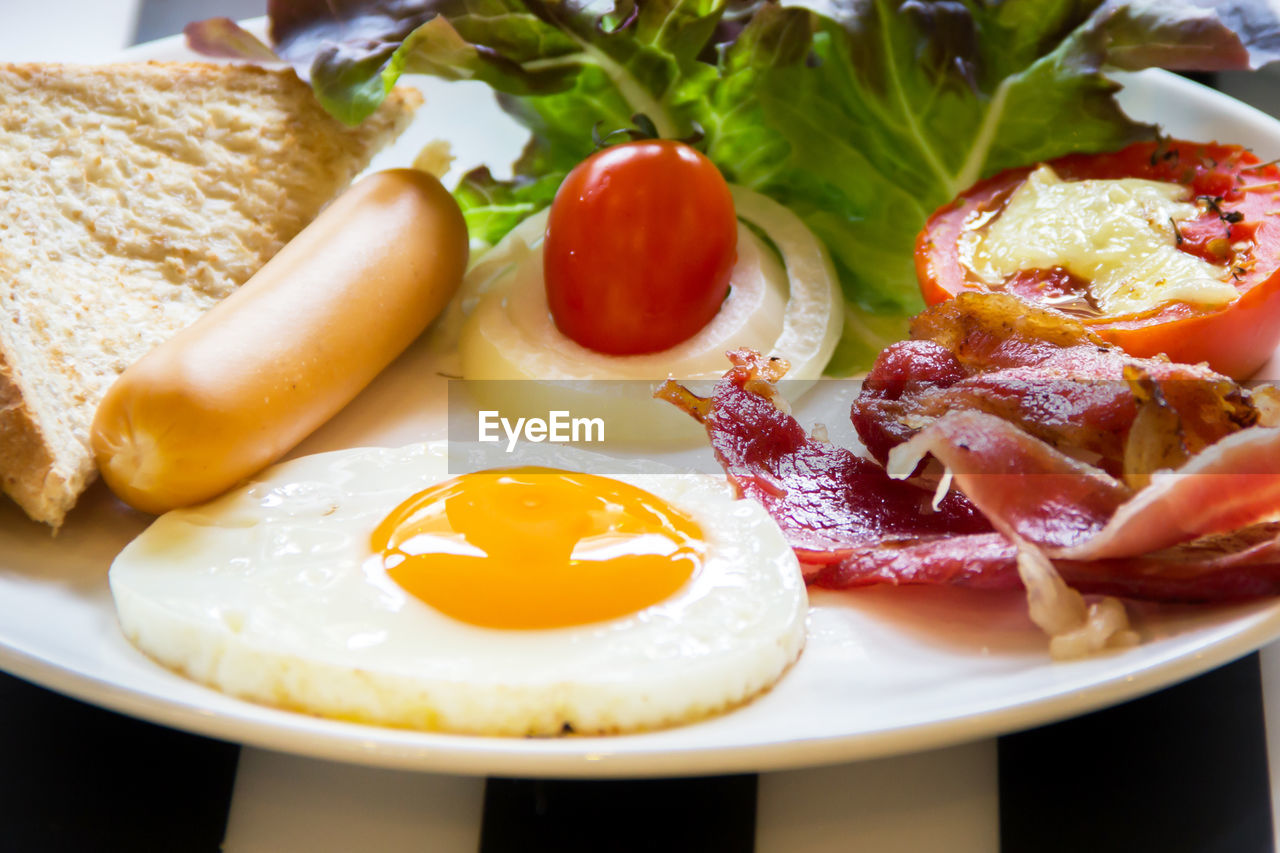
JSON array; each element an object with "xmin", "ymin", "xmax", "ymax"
[
  {"xmin": 802, "ymin": 533, "xmax": 1020, "ymax": 590},
  {"xmin": 1054, "ymin": 530, "xmax": 1280, "ymax": 601},
  {"xmin": 659, "ymin": 300, "xmax": 1280, "ymax": 604},
  {"xmin": 886, "ymin": 410, "xmax": 1131, "ymax": 550},
  {"xmin": 853, "ymin": 294, "xmax": 1257, "ymax": 479},
  {"xmin": 656, "ymin": 350, "xmax": 993, "ymax": 559},
  {"xmin": 892, "ymin": 410, "xmax": 1280, "ymax": 561},
  {"xmin": 805, "ymin": 525, "xmax": 1280, "ymax": 602}
]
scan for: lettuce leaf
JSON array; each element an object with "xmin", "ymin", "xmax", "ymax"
[
  {"xmin": 183, "ymin": 17, "xmax": 279, "ymax": 60},
  {"xmin": 189, "ymin": 0, "xmax": 1280, "ymax": 372}
]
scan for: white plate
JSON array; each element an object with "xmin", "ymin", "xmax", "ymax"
[{"xmin": 3, "ymin": 30, "xmax": 1280, "ymax": 779}]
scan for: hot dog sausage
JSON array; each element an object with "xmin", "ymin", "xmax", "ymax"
[{"xmin": 92, "ymin": 168, "xmax": 468, "ymax": 514}]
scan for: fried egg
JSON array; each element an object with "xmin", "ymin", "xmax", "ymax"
[{"xmin": 109, "ymin": 443, "xmax": 807, "ymax": 736}]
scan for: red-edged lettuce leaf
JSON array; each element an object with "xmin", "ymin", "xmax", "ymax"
[
  {"xmin": 183, "ymin": 17, "xmax": 279, "ymax": 60},
  {"xmin": 1071, "ymin": 0, "xmax": 1280, "ymax": 71}
]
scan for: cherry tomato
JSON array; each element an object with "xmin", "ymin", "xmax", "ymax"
[
  {"xmin": 543, "ymin": 140, "xmax": 737, "ymax": 355},
  {"xmin": 916, "ymin": 140, "xmax": 1280, "ymax": 378}
]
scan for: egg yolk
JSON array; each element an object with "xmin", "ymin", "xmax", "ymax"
[{"xmin": 371, "ymin": 468, "xmax": 705, "ymax": 629}]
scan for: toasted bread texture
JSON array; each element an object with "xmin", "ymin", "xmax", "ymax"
[{"xmin": 0, "ymin": 61, "xmax": 421, "ymax": 527}]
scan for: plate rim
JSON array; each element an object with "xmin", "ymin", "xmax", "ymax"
[{"xmin": 4, "ymin": 599, "xmax": 1279, "ymax": 778}]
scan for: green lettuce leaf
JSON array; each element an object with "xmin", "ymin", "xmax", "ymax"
[
  {"xmin": 189, "ymin": 0, "xmax": 1280, "ymax": 372},
  {"xmin": 453, "ymin": 164, "xmax": 562, "ymax": 245},
  {"xmin": 436, "ymin": 0, "xmax": 731, "ymax": 244}
]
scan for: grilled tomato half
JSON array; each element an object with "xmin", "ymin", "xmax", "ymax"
[{"xmin": 916, "ymin": 140, "xmax": 1280, "ymax": 378}]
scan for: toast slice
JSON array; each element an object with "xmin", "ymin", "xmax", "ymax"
[{"xmin": 0, "ymin": 62, "xmax": 421, "ymax": 527}]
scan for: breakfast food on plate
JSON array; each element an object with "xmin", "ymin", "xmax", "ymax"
[
  {"xmin": 662, "ymin": 294, "xmax": 1280, "ymax": 658},
  {"xmin": 0, "ymin": 62, "xmax": 419, "ymax": 527},
  {"xmin": 109, "ymin": 443, "xmax": 807, "ymax": 735},
  {"xmin": 92, "ymin": 169, "xmax": 469, "ymax": 515},
  {"xmin": 917, "ymin": 140, "xmax": 1280, "ymax": 378}
]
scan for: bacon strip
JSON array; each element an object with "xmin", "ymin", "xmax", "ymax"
[
  {"xmin": 1073, "ymin": 428, "xmax": 1280, "ymax": 559},
  {"xmin": 1054, "ymin": 531, "xmax": 1280, "ymax": 601},
  {"xmin": 657, "ymin": 351, "xmax": 993, "ymax": 556},
  {"xmin": 853, "ymin": 294, "xmax": 1257, "ymax": 479},
  {"xmin": 886, "ymin": 410, "xmax": 1130, "ymax": 550},
  {"xmin": 810, "ymin": 528, "xmax": 1280, "ymax": 602},
  {"xmin": 889, "ymin": 410, "xmax": 1280, "ymax": 560},
  {"xmin": 801, "ymin": 532, "xmax": 1020, "ymax": 590}
]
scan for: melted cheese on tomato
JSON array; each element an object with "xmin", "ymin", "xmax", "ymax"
[{"xmin": 961, "ymin": 165, "xmax": 1236, "ymax": 316}]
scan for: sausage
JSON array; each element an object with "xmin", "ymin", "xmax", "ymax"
[{"xmin": 91, "ymin": 168, "xmax": 468, "ymax": 514}]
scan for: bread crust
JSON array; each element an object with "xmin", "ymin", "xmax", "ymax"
[{"xmin": 0, "ymin": 346, "xmax": 64, "ymax": 525}]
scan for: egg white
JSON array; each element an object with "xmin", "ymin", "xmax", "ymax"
[{"xmin": 109, "ymin": 443, "xmax": 808, "ymax": 736}]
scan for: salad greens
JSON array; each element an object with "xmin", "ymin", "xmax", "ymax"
[{"xmin": 189, "ymin": 0, "xmax": 1280, "ymax": 373}]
